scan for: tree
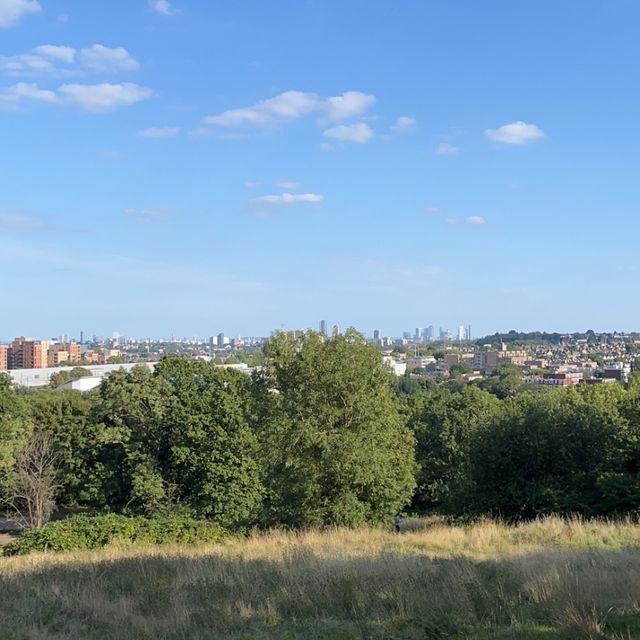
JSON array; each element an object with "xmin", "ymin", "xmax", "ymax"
[
  {"xmin": 49, "ymin": 367, "xmax": 93, "ymax": 389},
  {"xmin": 477, "ymin": 364, "xmax": 524, "ymax": 399},
  {"xmin": 449, "ymin": 362, "xmax": 472, "ymax": 378},
  {"xmin": 409, "ymin": 385, "xmax": 500, "ymax": 512},
  {"xmin": 5, "ymin": 430, "xmax": 60, "ymax": 528},
  {"xmin": 0, "ymin": 374, "xmax": 31, "ymax": 502},
  {"xmin": 28, "ymin": 390, "xmax": 99, "ymax": 507},
  {"xmin": 154, "ymin": 357, "xmax": 263, "ymax": 527},
  {"xmin": 256, "ymin": 330, "xmax": 416, "ymax": 527},
  {"xmin": 468, "ymin": 386, "xmax": 626, "ymax": 519},
  {"xmin": 91, "ymin": 365, "xmax": 173, "ymax": 514}
]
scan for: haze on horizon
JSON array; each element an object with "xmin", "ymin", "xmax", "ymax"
[{"xmin": 2, "ymin": 0, "xmax": 639, "ymax": 338}]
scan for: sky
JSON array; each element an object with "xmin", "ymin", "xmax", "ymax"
[{"xmin": 2, "ymin": 0, "xmax": 640, "ymax": 340}]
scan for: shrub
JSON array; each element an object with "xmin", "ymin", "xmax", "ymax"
[{"xmin": 1, "ymin": 513, "xmax": 226, "ymax": 556}]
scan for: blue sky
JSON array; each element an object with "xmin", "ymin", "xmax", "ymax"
[{"xmin": 2, "ymin": 0, "xmax": 640, "ymax": 340}]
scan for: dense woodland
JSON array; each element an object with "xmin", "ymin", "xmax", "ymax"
[{"xmin": 2, "ymin": 329, "xmax": 640, "ymax": 533}]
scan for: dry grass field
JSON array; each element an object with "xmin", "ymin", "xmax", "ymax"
[{"xmin": 1, "ymin": 517, "xmax": 640, "ymax": 639}]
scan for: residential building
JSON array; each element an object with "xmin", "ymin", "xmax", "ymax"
[
  {"xmin": 0, "ymin": 345, "xmax": 7, "ymax": 371},
  {"xmin": 47, "ymin": 342, "xmax": 81, "ymax": 366},
  {"xmin": 9, "ymin": 337, "xmax": 49, "ymax": 369}
]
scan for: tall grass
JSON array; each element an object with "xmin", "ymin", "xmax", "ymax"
[{"xmin": 1, "ymin": 516, "xmax": 640, "ymax": 639}]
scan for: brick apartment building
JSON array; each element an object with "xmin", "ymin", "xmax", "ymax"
[
  {"xmin": 8, "ymin": 337, "xmax": 49, "ymax": 369},
  {"xmin": 0, "ymin": 338, "xmax": 81, "ymax": 370}
]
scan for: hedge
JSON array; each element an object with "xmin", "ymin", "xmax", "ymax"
[{"xmin": 1, "ymin": 513, "xmax": 226, "ymax": 556}]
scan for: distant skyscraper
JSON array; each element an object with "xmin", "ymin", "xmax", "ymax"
[
  {"xmin": 217, "ymin": 332, "xmax": 229, "ymax": 346},
  {"xmin": 426, "ymin": 325, "xmax": 434, "ymax": 341},
  {"xmin": 414, "ymin": 327, "xmax": 422, "ymax": 341},
  {"xmin": 458, "ymin": 325, "xmax": 466, "ymax": 341},
  {"xmin": 373, "ymin": 329, "xmax": 382, "ymax": 341},
  {"xmin": 466, "ymin": 325, "xmax": 472, "ymax": 341},
  {"xmin": 320, "ymin": 320, "xmax": 327, "ymax": 335},
  {"xmin": 402, "ymin": 331, "xmax": 411, "ymax": 340},
  {"xmin": 332, "ymin": 324, "xmax": 341, "ymax": 337}
]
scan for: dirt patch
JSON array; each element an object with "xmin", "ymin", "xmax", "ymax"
[{"xmin": 0, "ymin": 532, "xmax": 17, "ymax": 546}]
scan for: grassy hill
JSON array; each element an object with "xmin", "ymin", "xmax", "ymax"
[{"xmin": 1, "ymin": 517, "xmax": 640, "ymax": 639}]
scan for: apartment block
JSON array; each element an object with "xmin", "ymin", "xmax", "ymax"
[
  {"xmin": 8, "ymin": 337, "xmax": 49, "ymax": 369},
  {"xmin": 0, "ymin": 345, "xmax": 8, "ymax": 371},
  {"xmin": 47, "ymin": 343, "xmax": 81, "ymax": 367}
]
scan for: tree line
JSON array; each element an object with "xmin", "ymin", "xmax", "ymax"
[{"xmin": 1, "ymin": 329, "xmax": 640, "ymax": 530}]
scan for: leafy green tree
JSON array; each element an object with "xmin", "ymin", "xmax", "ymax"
[
  {"xmin": 409, "ymin": 385, "xmax": 500, "ymax": 512},
  {"xmin": 257, "ymin": 330, "xmax": 416, "ymax": 527},
  {"xmin": 27, "ymin": 390, "xmax": 99, "ymax": 507},
  {"xmin": 91, "ymin": 365, "xmax": 172, "ymax": 513},
  {"xmin": 49, "ymin": 367, "xmax": 93, "ymax": 389},
  {"xmin": 449, "ymin": 362, "xmax": 472, "ymax": 378},
  {"xmin": 477, "ymin": 363, "xmax": 524, "ymax": 398},
  {"xmin": 0, "ymin": 374, "xmax": 31, "ymax": 501},
  {"xmin": 469, "ymin": 386, "xmax": 626, "ymax": 519},
  {"xmin": 154, "ymin": 357, "xmax": 263, "ymax": 527}
]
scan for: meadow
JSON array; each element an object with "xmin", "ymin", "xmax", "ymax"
[{"xmin": 1, "ymin": 517, "xmax": 640, "ymax": 640}]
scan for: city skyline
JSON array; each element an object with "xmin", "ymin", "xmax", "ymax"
[{"xmin": 3, "ymin": 1, "xmax": 640, "ymax": 336}]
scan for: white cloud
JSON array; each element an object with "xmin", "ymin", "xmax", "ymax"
[
  {"xmin": 138, "ymin": 126, "xmax": 180, "ymax": 138},
  {"xmin": 79, "ymin": 45, "xmax": 139, "ymax": 72},
  {"xmin": 245, "ymin": 180, "xmax": 260, "ymax": 189},
  {"xmin": 59, "ymin": 83, "xmax": 152, "ymax": 111},
  {"xmin": 202, "ymin": 89, "xmax": 378, "ymax": 141},
  {"xmin": 205, "ymin": 90, "xmax": 320, "ymax": 128},
  {"xmin": 125, "ymin": 208, "xmax": 172, "ymax": 223},
  {"xmin": 2, "ymin": 53, "xmax": 57, "ymax": 73},
  {"xmin": 446, "ymin": 216, "xmax": 486, "ymax": 226},
  {"xmin": 436, "ymin": 142, "xmax": 459, "ymax": 156},
  {"xmin": 2, "ymin": 43, "xmax": 139, "ymax": 75},
  {"xmin": 425, "ymin": 206, "xmax": 440, "ymax": 214},
  {"xmin": 0, "ymin": 0, "xmax": 40, "ymax": 28},
  {"xmin": 484, "ymin": 121, "xmax": 545, "ymax": 144},
  {"xmin": 150, "ymin": 0, "xmax": 174, "ymax": 15},
  {"xmin": 324, "ymin": 91, "xmax": 376, "ymax": 123},
  {"xmin": 323, "ymin": 122, "xmax": 374, "ymax": 144},
  {"xmin": 276, "ymin": 180, "xmax": 302, "ymax": 190},
  {"xmin": 1, "ymin": 81, "xmax": 56, "ymax": 104},
  {"xmin": 34, "ymin": 45, "xmax": 76, "ymax": 64},
  {"xmin": 252, "ymin": 193, "xmax": 323, "ymax": 205},
  {"xmin": 391, "ymin": 116, "xmax": 417, "ymax": 132}
]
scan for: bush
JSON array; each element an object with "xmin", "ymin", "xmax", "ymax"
[{"xmin": 1, "ymin": 513, "xmax": 226, "ymax": 556}]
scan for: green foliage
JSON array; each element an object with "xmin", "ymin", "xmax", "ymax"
[
  {"xmin": 1, "ymin": 513, "xmax": 226, "ymax": 556},
  {"xmin": 0, "ymin": 374, "xmax": 31, "ymax": 499},
  {"xmin": 27, "ymin": 390, "xmax": 99, "ymax": 507},
  {"xmin": 468, "ymin": 386, "xmax": 629, "ymax": 518},
  {"xmin": 449, "ymin": 362, "xmax": 472, "ymax": 377},
  {"xmin": 153, "ymin": 356, "xmax": 263, "ymax": 527},
  {"xmin": 257, "ymin": 330, "xmax": 416, "ymax": 527},
  {"xmin": 477, "ymin": 364, "xmax": 524, "ymax": 399},
  {"xmin": 49, "ymin": 367, "xmax": 93, "ymax": 389},
  {"xmin": 408, "ymin": 385, "xmax": 500, "ymax": 512},
  {"xmin": 90, "ymin": 365, "xmax": 172, "ymax": 513}
]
